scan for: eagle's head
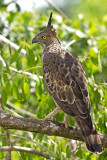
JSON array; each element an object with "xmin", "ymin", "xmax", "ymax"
[{"xmin": 32, "ymin": 12, "xmax": 60, "ymax": 47}]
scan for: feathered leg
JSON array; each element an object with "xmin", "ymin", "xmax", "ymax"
[
  {"xmin": 63, "ymin": 114, "xmax": 69, "ymax": 128},
  {"xmin": 44, "ymin": 107, "xmax": 61, "ymax": 120},
  {"xmin": 44, "ymin": 100, "xmax": 69, "ymax": 128}
]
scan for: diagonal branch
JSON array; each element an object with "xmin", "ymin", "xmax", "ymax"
[
  {"xmin": 64, "ymin": 40, "xmax": 76, "ymax": 49},
  {"xmin": 0, "ymin": 55, "xmax": 40, "ymax": 81},
  {"xmin": 45, "ymin": 0, "xmax": 71, "ymax": 23},
  {"xmin": 0, "ymin": 146, "xmax": 51, "ymax": 159},
  {"xmin": 0, "ymin": 109, "xmax": 107, "ymax": 148},
  {"xmin": 0, "ymin": 34, "xmax": 26, "ymax": 57},
  {"xmin": 7, "ymin": 101, "xmax": 36, "ymax": 118}
]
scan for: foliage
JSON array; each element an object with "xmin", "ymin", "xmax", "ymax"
[{"xmin": 0, "ymin": 0, "xmax": 107, "ymax": 159}]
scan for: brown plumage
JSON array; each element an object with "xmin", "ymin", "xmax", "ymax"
[{"xmin": 32, "ymin": 12, "xmax": 103, "ymax": 153}]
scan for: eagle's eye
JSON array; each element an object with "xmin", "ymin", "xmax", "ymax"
[{"xmin": 42, "ymin": 36, "xmax": 47, "ymax": 39}]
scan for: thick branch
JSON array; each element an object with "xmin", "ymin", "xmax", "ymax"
[
  {"xmin": 0, "ymin": 146, "xmax": 51, "ymax": 159},
  {"xmin": 0, "ymin": 109, "xmax": 107, "ymax": 148}
]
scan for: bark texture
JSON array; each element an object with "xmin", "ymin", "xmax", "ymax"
[{"xmin": 0, "ymin": 109, "xmax": 106, "ymax": 148}]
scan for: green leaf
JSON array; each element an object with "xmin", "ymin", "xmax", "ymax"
[
  {"xmin": 35, "ymin": 81, "xmax": 42, "ymax": 99},
  {"xmin": 0, "ymin": 61, "xmax": 3, "ymax": 72},
  {"xmin": 3, "ymin": 73, "xmax": 8, "ymax": 82},
  {"xmin": 13, "ymin": 83, "xmax": 20, "ymax": 100},
  {"xmin": 1, "ymin": 89, "xmax": 7, "ymax": 106},
  {"xmin": 5, "ymin": 81, "xmax": 11, "ymax": 98},
  {"xmin": 26, "ymin": 49, "xmax": 35, "ymax": 67},
  {"xmin": 2, "ymin": 136, "xmax": 7, "ymax": 146},
  {"xmin": 66, "ymin": 145, "xmax": 71, "ymax": 158},
  {"xmin": 98, "ymin": 52, "xmax": 102, "ymax": 72},
  {"xmin": 10, "ymin": 52, "xmax": 18, "ymax": 64},
  {"xmin": 16, "ymin": 58, "xmax": 22, "ymax": 70},
  {"xmin": 6, "ymin": 62, "xmax": 11, "ymax": 74},
  {"xmin": 15, "ymin": 3, "xmax": 21, "ymax": 11},
  {"xmin": 20, "ymin": 152, "xmax": 26, "ymax": 160},
  {"xmin": 23, "ymin": 82, "xmax": 30, "ymax": 97}
]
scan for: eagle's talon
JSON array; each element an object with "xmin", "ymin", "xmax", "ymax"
[
  {"xmin": 62, "ymin": 114, "xmax": 69, "ymax": 128},
  {"xmin": 44, "ymin": 117, "xmax": 54, "ymax": 121},
  {"xmin": 68, "ymin": 126, "xmax": 73, "ymax": 130},
  {"xmin": 53, "ymin": 117, "xmax": 57, "ymax": 122}
]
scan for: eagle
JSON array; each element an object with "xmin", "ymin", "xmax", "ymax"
[{"xmin": 32, "ymin": 12, "xmax": 102, "ymax": 153}]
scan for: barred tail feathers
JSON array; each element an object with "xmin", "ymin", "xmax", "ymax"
[{"xmin": 75, "ymin": 117, "xmax": 103, "ymax": 153}]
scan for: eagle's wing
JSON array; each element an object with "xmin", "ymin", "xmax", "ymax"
[
  {"xmin": 43, "ymin": 51, "xmax": 102, "ymax": 153},
  {"xmin": 43, "ymin": 51, "xmax": 91, "ymax": 118}
]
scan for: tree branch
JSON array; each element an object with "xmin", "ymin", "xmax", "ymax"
[
  {"xmin": 45, "ymin": 0, "xmax": 71, "ymax": 23},
  {"xmin": 0, "ymin": 146, "xmax": 51, "ymax": 159},
  {"xmin": 0, "ymin": 109, "xmax": 107, "ymax": 148},
  {"xmin": 0, "ymin": 34, "xmax": 26, "ymax": 57},
  {"xmin": 64, "ymin": 40, "xmax": 76, "ymax": 49},
  {"xmin": 9, "ymin": 67, "xmax": 39, "ymax": 81},
  {"xmin": 0, "ymin": 98, "xmax": 12, "ymax": 160},
  {"xmin": 0, "ymin": 55, "xmax": 40, "ymax": 81},
  {"xmin": 7, "ymin": 101, "xmax": 36, "ymax": 118}
]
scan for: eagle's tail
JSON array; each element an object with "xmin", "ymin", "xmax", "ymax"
[{"xmin": 75, "ymin": 117, "xmax": 103, "ymax": 153}]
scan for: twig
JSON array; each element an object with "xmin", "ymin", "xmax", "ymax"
[
  {"xmin": 0, "ymin": 146, "xmax": 51, "ymax": 159},
  {"xmin": 90, "ymin": 58, "xmax": 105, "ymax": 83},
  {"xmin": 0, "ymin": 34, "xmax": 26, "ymax": 57},
  {"xmin": 0, "ymin": 109, "xmax": 106, "ymax": 148},
  {"xmin": 64, "ymin": 40, "xmax": 76, "ymax": 49},
  {"xmin": 1, "ymin": 105, "xmax": 55, "ymax": 157},
  {"xmin": 9, "ymin": 67, "xmax": 40, "ymax": 81},
  {"xmin": 0, "ymin": 133, "xmax": 56, "ymax": 156},
  {"xmin": 0, "ymin": 99, "xmax": 12, "ymax": 160},
  {"xmin": 45, "ymin": 0, "xmax": 71, "ymax": 23},
  {"xmin": 5, "ymin": 130, "xmax": 11, "ymax": 160},
  {"xmin": 7, "ymin": 101, "xmax": 36, "ymax": 118},
  {"xmin": 5, "ymin": 107, "xmax": 22, "ymax": 117},
  {"xmin": 0, "ymin": 55, "xmax": 6, "ymax": 67},
  {"xmin": 63, "ymin": 24, "xmax": 87, "ymax": 38},
  {"xmin": 0, "ymin": 55, "xmax": 41, "ymax": 81}
]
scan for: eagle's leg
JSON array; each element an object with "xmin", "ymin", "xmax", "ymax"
[
  {"xmin": 63, "ymin": 114, "xmax": 69, "ymax": 128},
  {"xmin": 44, "ymin": 107, "xmax": 61, "ymax": 120}
]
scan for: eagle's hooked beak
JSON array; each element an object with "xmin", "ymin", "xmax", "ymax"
[{"xmin": 32, "ymin": 36, "xmax": 38, "ymax": 44}]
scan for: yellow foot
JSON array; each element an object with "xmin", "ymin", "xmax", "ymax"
[
  {"xmin": 44, "ymin": 116, "xmax": 54, "ymax": 121},
  {"xmin": 63, "ymin": 114, "xmax": 69, "ymax": 128},
  {"xmin": 44, "ymin": 107, "xmax": 61, "ymax": 121}
]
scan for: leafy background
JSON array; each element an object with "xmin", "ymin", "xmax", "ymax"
[{"xmin": 0, "ymin": 0, "xmax": 107, "ymax": 159}]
